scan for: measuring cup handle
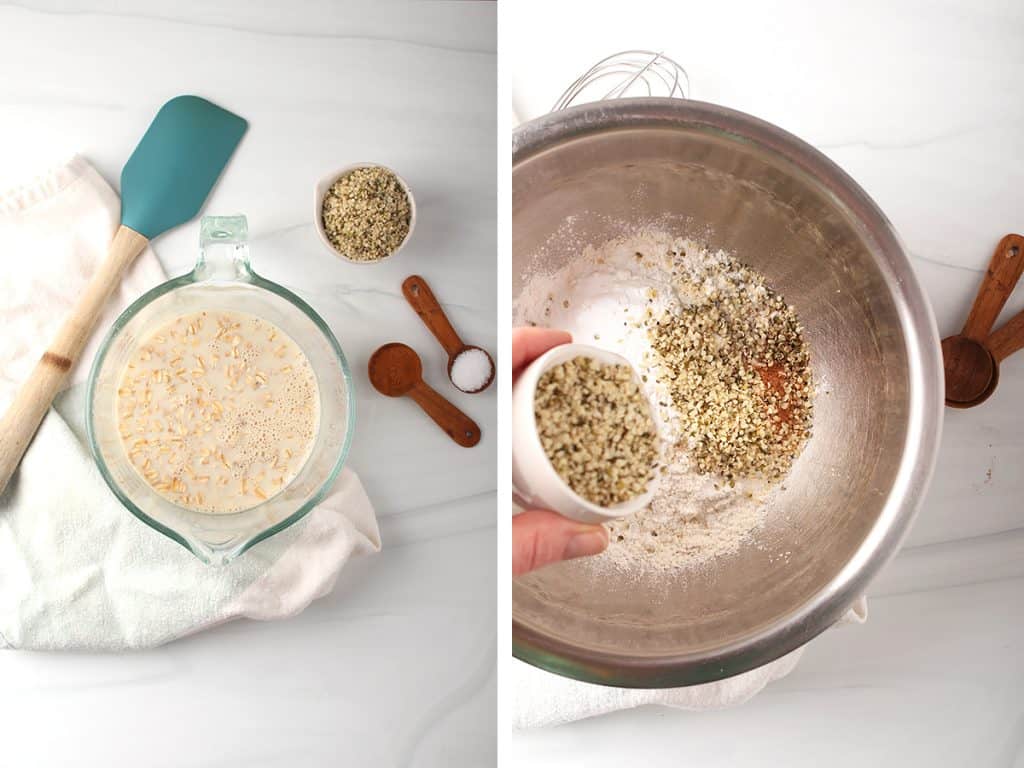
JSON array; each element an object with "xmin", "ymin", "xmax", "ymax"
[
  {"xmin": 408, "ymin": 380, "xmax": 481, "ymax": 448},
  {"xmin": 987, "ymin": 310, "xmax": 1024, "ymax": 363},
  {"xmin": 962, "ymin": 234, "xmax": 1024, "ymax": 341},
  {"xmin": 402, "ymin": 275, "xmax": 464, "ymax": 358}
]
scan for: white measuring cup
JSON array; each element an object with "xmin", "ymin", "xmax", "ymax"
[{"xmin": 511, "ymin": 343, "xmax": 662, "ymax": 524}]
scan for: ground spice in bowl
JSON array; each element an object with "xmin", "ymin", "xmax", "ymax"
[
  {"xmin": 534, "ymin": 356, "xmax": 659, "ymax": 507},
  {"xmin": 320, "ymin": 166, "xmax": 412, "ymax": 262}
]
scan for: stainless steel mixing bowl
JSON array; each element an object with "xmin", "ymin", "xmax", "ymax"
[{"xmin": 512, "ymin": 98, "xmax": 943, "ymax": 688}]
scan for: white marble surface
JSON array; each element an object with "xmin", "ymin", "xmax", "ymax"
[
  {"xmin": 508, "ymin": 0, "xmax": 1024, "ymax": 764},
  {"xmin": 0, "ymin": 3, "xmax": 495, "ymax": 766}
]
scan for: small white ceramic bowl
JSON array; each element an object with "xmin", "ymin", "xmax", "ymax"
[
  {"xmin": 511, "ymin": 343, "xmax": 662, "ymax": 524},
  {"xmin": 314, "ymin": 163, "xmax": 416, "ymax": 264}
]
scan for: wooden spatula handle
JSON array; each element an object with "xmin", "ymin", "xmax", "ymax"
[
  {"xmin": 988, "ymin": 310, "xmax": 1024, "ymax": 363},
  {"xmin": 407, "ymin": 380, "xmax": 481, "ymax": 448},
  {"xmin": 402, "ymin": 275, "xmax": 464, "ymax": 359},
  {"xmin": 962, "ymin": 234, "xmax": 1024, "ymax": 341},
  {"xmin": 0, "ymin": 225, "xmax": 149, "ymax": 493}
]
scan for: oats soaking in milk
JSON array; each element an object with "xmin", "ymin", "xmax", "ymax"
[{"xmin": 116, "ymin": 310, "xmax": 320, "ymax": 513}]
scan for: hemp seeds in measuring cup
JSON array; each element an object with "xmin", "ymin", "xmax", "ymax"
[
  {"xmin": 316, "ymin": 165, "xmax": 415, "ymax": 263},
  {"xmin": 535, "ymin": 356, "xmax": 660, "ymax": 507}
]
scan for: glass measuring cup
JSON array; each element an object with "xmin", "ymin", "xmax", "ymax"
[{"xmin": 86, "ymin": 215, "xmax": 354, "ymax": 565}]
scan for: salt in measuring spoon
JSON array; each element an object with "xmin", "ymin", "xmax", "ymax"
[{"xmin": 402, "ymin": 275, "xmax": 495, "ymax": 393}]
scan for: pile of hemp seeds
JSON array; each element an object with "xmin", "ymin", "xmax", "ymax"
[
  {"xmin": 321, "ymin": 166, "xmax": 411, "ymax": 262},
  {"xmin": 646, "ymin": 250, "xmax": 813, "ymax": 486},
  {"xmin": 534, "ymin": 356, "xmax": 659, "ymax": 507}
]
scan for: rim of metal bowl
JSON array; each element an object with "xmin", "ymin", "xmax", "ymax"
[
  {"xmin": 512, "ymin": 97, "xmax": 943, "ymax": 688},
  {"xmin": 85, "ymin": 269, "xmax": 355, "ymax": 564}
]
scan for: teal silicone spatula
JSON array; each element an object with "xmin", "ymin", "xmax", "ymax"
[{"xmin": 0, "ymin": 95, "xmax": 247, "ymax": 494}]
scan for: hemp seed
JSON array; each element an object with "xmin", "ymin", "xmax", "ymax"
[
  {"xmin": 647, "ymin": 255, "xmax": 812, "ymax": 481},
  {"xmin": 534, "ymin": 356, "xmax": 659, "ymax": 507},
  {"xmin": 321, "ymin": 166, "xmax": 411, "ymax": 262}
]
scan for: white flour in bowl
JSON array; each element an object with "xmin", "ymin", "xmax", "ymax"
[{"xmin": 514, "ymin": 228, "xmax": 804, "ymax": 575}]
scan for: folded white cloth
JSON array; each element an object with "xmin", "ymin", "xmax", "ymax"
[
  {"xmin": 512, "ymin": 596, "xmax": 867, "ymax": 729},
  {"xmin": 0, "ymin": 157, "xmax": 381, "ymax": 651}
]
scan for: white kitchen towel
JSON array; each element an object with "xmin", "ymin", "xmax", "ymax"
[
  {"xmin": 0, "ymin": 157, "xmax": 381, "ymax": 651},
  {"xmin": 512, "ymin": 596, "xmax": 867, "ymax": 729}
]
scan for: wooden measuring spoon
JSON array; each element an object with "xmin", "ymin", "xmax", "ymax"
[
  {"xmin": 942, "ymin": 234, "xmax": 1024, "ymax": 408},
  {"xmin": 368, "ymin": 343, "xmax": 481, "ymax": 447},
  {"xmin": 968, "ymin": 307, "xmax": 1024, "ymax": 405},
  {"xmin": 402, "ymin": 275, "xmax": 494, "ymax": 393}
]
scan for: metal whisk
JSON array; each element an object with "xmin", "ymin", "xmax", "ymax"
[{"xmin": 550, "ymin": 50, "xmax": 689, "ymax": 113}]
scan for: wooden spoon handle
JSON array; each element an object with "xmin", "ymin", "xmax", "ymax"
[
  {"xmin": 987, "ymin": 309, "xmax": 1024, "ymax": 363},
  {"xmin": 402, "ymin": 275, "xmax": 464, "ymax": 359},
  {"xmin": 962, "ymin": 234, "xmax": 1024, "ymax": 341},
  {"xmin": 407, "ymin": 380, "xmax": 481, "ymax": 447},
  {"xmin": 0, "ymin": 225, "xmax": 149, "ymax": 493}
]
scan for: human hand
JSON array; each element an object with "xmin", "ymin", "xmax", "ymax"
[{"xmin": 512, "ymin": 327, "xmax": 609, "ymax": 576}]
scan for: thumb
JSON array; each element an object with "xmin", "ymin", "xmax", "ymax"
[{"xmin": 512, "ymin": 509, "xmax": 609, "ymax": 577}]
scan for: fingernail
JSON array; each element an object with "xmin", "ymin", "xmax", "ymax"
[{"xmin": 565, "ymin": 528, "xmax": 609, "ymax": 560}]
